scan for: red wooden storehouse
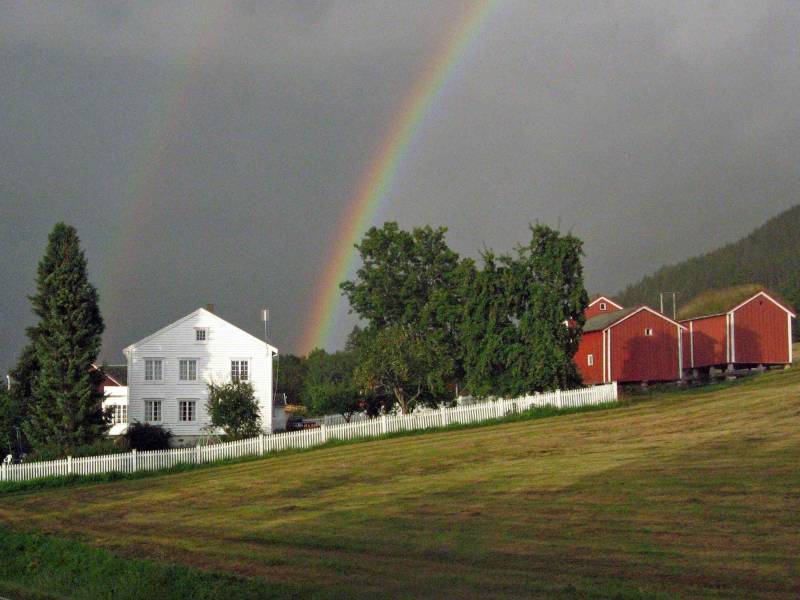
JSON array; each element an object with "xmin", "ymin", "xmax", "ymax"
[
  {"xmin": 680, "ymin": 290, "xmax": 795, "ymax": 373},
  {"xmin": 576, "ymin": 304, "xmax": 686, "ymax": 385},
  {"xmin": 584, "ymin": 295, "xmax": 624, "ymax": 320}
]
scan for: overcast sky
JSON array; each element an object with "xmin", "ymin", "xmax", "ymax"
[{"xmin": 1, "ymin": 1, "xmax": 799, "ymax": 372}]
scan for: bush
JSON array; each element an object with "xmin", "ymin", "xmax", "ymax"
[
  {"xmin": 27, "ymin": 438, "xmax": 126, "ymax": 461},
  {"xmin": 206, "ymin": 381, "xmax": 261, "ymax": 440},
  {"xmin": 124, "ymin": 422, "xmax": 172, "ymax": 451}
]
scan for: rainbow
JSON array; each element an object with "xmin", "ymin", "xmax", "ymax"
[{"xmin": 298, "ymin": 0, "xmax": 500, "ymax": 354}]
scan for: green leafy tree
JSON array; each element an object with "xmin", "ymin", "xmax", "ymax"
[
  {"xmin": 274, "ymin": 353, "xmax": 308, "ymax": 407},
  {"xmin": 5, "ymin": 344, "xmax": 39, "ymax": 455},
  {"xmin": 303, "ymin": 348, "xmax": 361, "ymax": 421},
  {"xmin": 352, "ymin": 325, "xmax": 453, "ymax": 414},
  {"xmin": 206, "ymin": 381, "xmax": 261, "ymax": 439},
  {"xmin": 23, "ymin": 223, "xmax": 108, "ymax": 452},
  {"xmin": 341, "ymin": 222, "xmax": 471, "ymax": 398},
  {"xmin": 461, "ymin": 224, "xmax": 588, "ymax": 396}
]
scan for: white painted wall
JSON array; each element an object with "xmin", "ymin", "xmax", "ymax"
[
  {"xmin": 102, "ymin": 385, "xmax": 129, "ymax": 436},
  {"xmin": 124, "ymin": 308, "xmax": 278, "ymax": 440}
]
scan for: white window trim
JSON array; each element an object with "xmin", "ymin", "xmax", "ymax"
[
  {"xmin": 178, "ymin": 399, "xmax": 198, "ymax": 422},
  {"xmin": 144, "ymin": 398, "xmax": 163, "ymax": 423},
  {"xmin": 178, "ymin": 358, "xmax": 199, "ymax": 382},
  {"xmin": 644, "ymin": 328, "xmax": 654, "ymax": 337},
  {"xmin": 231, "ymin": 358, "xmax": 252, "ymax": 382},
  {"xmin": 599, "ymin": 303, "xmax": 607, "ymax": 311},
  {"xmin": 194, "ymin": 327, "xmax": 209, "ymax": 343},
  {"xmin": 143, "ymin": 358, "xmax": 165, "ymax": 384},
  {"xmin": 587, "ymin": 354, "xmax": 594, "ymax": 367}
]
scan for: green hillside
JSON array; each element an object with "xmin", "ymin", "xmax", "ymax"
[
  {"xmin": 2, "ymin": 370, "xmax": 800, "ymax": 599},
  {"xmin": 617, "ymin": 205, "xmax": 800, "ymax": 328}
]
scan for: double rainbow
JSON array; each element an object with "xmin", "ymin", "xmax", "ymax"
[{"xmin": 298, "ymin": 0, "xmax": 500, "ymax": 354}]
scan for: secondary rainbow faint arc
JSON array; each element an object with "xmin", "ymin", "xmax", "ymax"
[{"xmin": 298, "ymin": 0, "xmax": 500, "ymax": 354}]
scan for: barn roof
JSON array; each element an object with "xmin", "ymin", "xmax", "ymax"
[
  {"xmin": 588, "ymin": 295, "xmax": 623, "ymax": 309},
  {"xmin": 584, "ymin": 305, "xmax": 687, "ymax": 333},
  {"xmin": 583, "ymin": 307, "xmax": 638, "ymax": 332},
  {"xmin": 678, "ymin": 286, "xmax": 796, "ymax": 320}
]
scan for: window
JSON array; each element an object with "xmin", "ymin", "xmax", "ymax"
[
  {"xmin": 231, "ymin": 360, "xmax": 249, "ymax": 382},
  {"xmin": 195, "ymin": 328, "xmax": 208, "ymax": 342},
  {"xmin": 179, "ymin": 400, "xmax": 196, "ymax": 422},
  {"xmin": 599, "ymin": 302, "xmax": 607, "ymax": 311},
  {"xmin": 144, "ymin": 359, "xmax": 163, "ymax": 382},
  {"xmin": 587, "ymin": 354, "xmax": 594, "ymax": 367},
  {"xmin": 144, "ymin": 400, "xmax": 162, "ymax": 422},
  {"xmin": 645, "ymin": 328, "xmax": 654, "ymax": 337},
  {"xmin": 110, "ymin": 404, "xmax": 127, "ymax": 425},
  {"xmin": 179, "ymin": 359, "xmax": 197, "ymax": 381}
]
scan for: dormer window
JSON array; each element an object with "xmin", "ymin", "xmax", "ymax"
[
  {"xmin": 599, "ymin": 302, "xmax": 607, "ymax": 311},
  {"xmin": 195, "ymin": 328, "xmax": 208, "ymax": 342}
]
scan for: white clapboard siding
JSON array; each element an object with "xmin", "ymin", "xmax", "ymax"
[
  {"xmin": 1, "ymin": 382, "xmax": 617, "ymax": 483},
  {"xmin": 125, "ymin": 308, "xmax": 277, "ymax": 437}
]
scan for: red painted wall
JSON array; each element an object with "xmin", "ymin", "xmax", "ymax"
[
  {"xmin": 733, "ymin": 296, "xmax": 791, "ymax": 365},
  {"xmin": 682, "ymin": 314, "xmax": 727, "ymax": 369},
  {"xmin": 575, "ymin": 330, "xmax": 604, "ymax": 384},
  {"xmin": 585, "ymin": 299, "xmax": 622, "ymax": 320},
  {"xmin": 610, "ymin": 311, "xmax": 681, "ymax": 383}
]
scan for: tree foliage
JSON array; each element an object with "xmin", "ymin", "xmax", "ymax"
[
  {"xmin": 22, "ymin": 223, "xmax": 108, "ymax": 452},
  {"xmin": 303, "ymin": 348, "xmax": 361, "ymax": 421},
  {"xmin": 352, "ymin": 325, "xmax": 454, "ymax": 414},
  {"xmin": 206, "ymin": 381, "xmax": 262, "ymax": 440},
  {"xmin": 461, "ymin": 224, "xmax": 588, "ymax": 397},
  {"xmin": 275, "ymin": 353, "xmax": 307, "ymax": 407}
]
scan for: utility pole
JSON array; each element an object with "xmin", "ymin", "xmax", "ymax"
[
  {"xmin": 659, "ymin": 292, "xmax": 678, "ymax": 319},
  {"xmin": 261, "ymin": 308, "xmax": 272, "ymax": 434}
]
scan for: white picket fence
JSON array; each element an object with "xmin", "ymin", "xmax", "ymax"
[{"xmin": 1, "ymin": 383, "xmax": 617, "ymax": 483}]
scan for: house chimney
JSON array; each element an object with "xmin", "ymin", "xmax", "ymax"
[{"xmin": 205, "ymin": 303, "xmax": 215, "ymax": 314}]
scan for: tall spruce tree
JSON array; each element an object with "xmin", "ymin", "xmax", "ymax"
[{"xmin": 22, "ymin": 223, "xmax": 108, "ymax": 451}]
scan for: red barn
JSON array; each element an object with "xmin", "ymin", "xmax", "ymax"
[
  {"xmin": 585, "ymin": 295, "xmax": 624, "ymax": 319},
  {"xmin": 681, "ymin": 290, "xmax": 795, "ymax": 372},
  {"xmin": 576, "ymin": 306, "xmax": 686, "ymax": 384}
]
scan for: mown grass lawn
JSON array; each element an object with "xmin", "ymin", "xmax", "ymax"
[{"xmin": 2, "ymin": 369, "xmax": 800, "ymax": 599}]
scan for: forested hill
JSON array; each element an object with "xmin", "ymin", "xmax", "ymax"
[{"xmin": 616, "ymin": 204, "xmax": 800, "ymax": 318}]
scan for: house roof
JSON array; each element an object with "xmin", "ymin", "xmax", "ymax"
[
  {"xmin": 678, "ymin": 286, "xmax": 796, "ymax": 320},
  {"xmin": 90, "ymin": 364, "xmax": 128, "ymax": 386},
  {"xmin": 584, "ymin": 305, "xmax": 687, "ymax": 333},
  {"xmin": 123, "ymin": 307, "xmax": 279, "ymax": 355}
]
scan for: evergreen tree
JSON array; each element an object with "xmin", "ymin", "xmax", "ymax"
[{"xmin": 22, "ymin": 223, "xmax": 108, "ymax": 452}]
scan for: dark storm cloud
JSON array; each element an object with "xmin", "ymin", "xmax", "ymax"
[{"xmin": 1, "ymin": 1, "xmax": 799, "ymax": 372}]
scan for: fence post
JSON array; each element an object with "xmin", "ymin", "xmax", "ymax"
[
  {"xmin": 259, "ymin": 433, "xmax": 265, "ymax": 455},
  {"xmin": 320, "ymin": 424, "xmax": 328, "ymax": 443},
  {"xmin": 196, "ymin": 444, "xmax": 202, "ymax": 464},
  {"xmin": 440, "ymin": 407, "xmax": 448, "ymax": 427},
  {"xmin": 556, "ymin": 389, "xmax": 562, "ymax": 408},
  {"xmin": 381, "ymin": 414, "xmax": 387, "ymax": 435},
  {"xmin": 67, "ymin": 455, "xmax": 72, "ymax": 475},
  {"xmin": 612, "ymin": 381, "xmax": 618, "ymax": 401},
  {"xmin": 1, "ymin": 461, "xmax": 6, "ymax": 482},
  {"xmin": 131, "ymin": 448, "xmax": 137, "ymax": 473}
]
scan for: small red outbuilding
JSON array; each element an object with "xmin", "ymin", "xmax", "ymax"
[
  {"xmin": 681, "ymin": 290, "xmax": 795, "ymax": 371},
  {"xmin": 576, "ymin": 305, "xmax": 686, "ymax": 385},
  {"xmin": 584, "ymin": 295, "xmax": 624, "ymax": 320}
]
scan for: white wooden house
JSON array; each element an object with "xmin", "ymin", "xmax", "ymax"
[{"xmin": 123, "ymin": 307, "xmax": 281, "ymax": 445}]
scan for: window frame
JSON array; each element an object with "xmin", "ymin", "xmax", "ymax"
[
  {"xmin": 144, "ymin": 399, "xmax": 162, "ymax": 423},
  {"xmin": 144, "ymin": 358, "xmax": 164, "ymax": 383},
  {"xmin": 178, "ymin": 399, "xmax": 197, "ymax": 422},
  {"xmin": 231, "ymin": 358, "xmax": 251, "ymax": 382},
  {"xmin": 178, "ymin": 358, "xmax": 198, "ymax": 382},
  {"xmin": 599, "ymin": 302, "xmax": 607, "ymax": 311},
  {"xmin": 194, "ymin": 328, "xmax": 208, "ymax": 343},
  {"xmin": 644, "ymin": 327, "xmax": 654, "ymax": 337},
  {"xmin": 587, "ymin": 354, "xmax": 594, "ymax": 367}
]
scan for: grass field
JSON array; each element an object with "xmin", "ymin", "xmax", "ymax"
[{"xmin": 2, "ymin": 369, "xmax": 800, "ymax": 599}]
